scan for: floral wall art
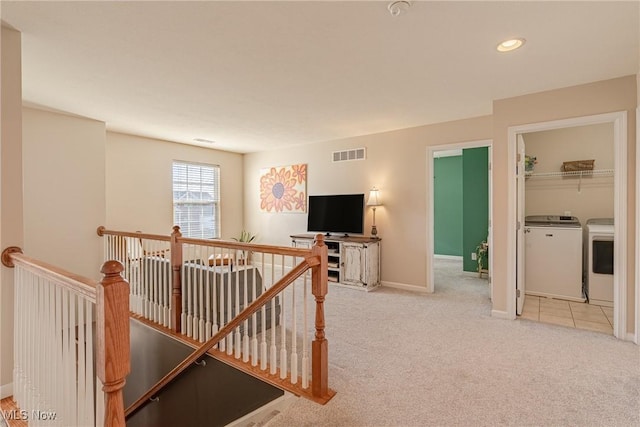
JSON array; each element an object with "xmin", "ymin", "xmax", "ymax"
[{"xmin": 259, "ymin": 164, "xmax": 307, "ymax": 213}]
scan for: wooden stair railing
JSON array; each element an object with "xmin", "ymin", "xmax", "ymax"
[
  {"xmin": 126, "ymin": 258, "xmax": 319, "ymax": 419},
  {"xmin": 97, "ymin": 225, "xmax": 335, "ymax": 413},
  {"xmin": 1, "ymin": 247, "xmax": 130, "ymax": 427}
]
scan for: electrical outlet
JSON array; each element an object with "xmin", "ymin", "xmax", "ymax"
[{"xmin": 471, "ymin": 252, "xmax": 477, "ymax": 261}]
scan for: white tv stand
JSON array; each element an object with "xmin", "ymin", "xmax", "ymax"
[{"xmin": 291, "ymin": 234, "xmax": 381, "ymax": 291}]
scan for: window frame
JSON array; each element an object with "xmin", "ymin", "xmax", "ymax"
[{"xmin": 172, "ymin": 160, "xmax": 221, "ymax": 239}]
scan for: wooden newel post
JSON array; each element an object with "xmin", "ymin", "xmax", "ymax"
[
  {"xmin": 171, "ymin": 226, "xmax": 183, "ymax": 333},
  {"xmin": 310, "ymin": 234, "xmax": 329, "ymax": 399},
  {"xmin": 97, "ymin": 260, "xmax": 130, "ymax": 427}
]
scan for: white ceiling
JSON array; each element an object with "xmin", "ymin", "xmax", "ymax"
[{"xmin": 2, "ymin": 1, "xmax": 638, "ymax": 153}]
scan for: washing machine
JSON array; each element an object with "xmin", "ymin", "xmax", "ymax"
[
  {"xmin": 524, "ymin": 215, "xmax": 585, "ymax": 302},
  {"xmin": 585, "ymin": 218, "xmax": 614, "ymax": 307}
]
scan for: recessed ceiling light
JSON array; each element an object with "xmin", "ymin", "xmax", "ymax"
[
  {"xmin": 497, "ymin": 38, "xmax": 526, "ymax": 53},
  {"xmin": 193, "ymin": 138, "xmax": 216, "ymax": 144}
]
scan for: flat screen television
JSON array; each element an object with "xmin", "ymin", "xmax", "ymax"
[{"xmin": 307, "ymin": 194, "xmax": 364, "ymax": 235}]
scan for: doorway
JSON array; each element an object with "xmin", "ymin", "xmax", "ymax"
[
  {"xmin": 426, "ymin": 140, "xmax": 493, "ymax": 297},
  {"xmin": 508, "ymin": 112, "xmax": 628, "ymax": 339}
]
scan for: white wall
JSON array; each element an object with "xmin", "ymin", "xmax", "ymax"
[
  {"xmin": 524, "ymin": 123, "xmax": 615, "ymax": 225},
  {"xmin": 0, "ymin": 25, "xmax": 24, "ymax": 397},
  {"xmin": 244, "ymin": 116, "xmax": 493, "ymax": 290},
  {"xmin": 106, "ymin": 132, "xmax": 245, "ymax": 239},
  {"xmin": 245, "ymin": 75, "xmax": 637, "ymax": 332},
  {"xmin": 22, "ymin": 108, "xmax": 106, "ymax": 279},
  {"xmin": 493, "ymin": 75, "xmax": 636, "ymax": 330}
]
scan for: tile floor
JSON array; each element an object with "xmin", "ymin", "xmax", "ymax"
[{"xmin": 520, "ymin": 295, "xmax": 614, "ymax": 335}]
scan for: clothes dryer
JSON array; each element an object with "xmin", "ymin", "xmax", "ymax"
[{"xmin": 585, "ymin": 218, "xmax": 614, "ymax": 307}]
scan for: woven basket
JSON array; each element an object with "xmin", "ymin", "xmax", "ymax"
[{"xmin": 562, "ymin": 159, "xmax": 595, "ymax": 172}]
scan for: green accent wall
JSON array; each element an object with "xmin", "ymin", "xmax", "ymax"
[
  {"xmin": 434, "ymin": 155, "xmax": 463, "ymax": 256},
  {"xmin": 462, "ymin": 147, "xmax": 489, "ymax": 272}
]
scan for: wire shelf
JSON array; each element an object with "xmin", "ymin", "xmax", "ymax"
[
  {"xmin": 525, "ymin": 168, "xmax": 614, "ymax": 192},
  {"xmin": 525, "ymin": 168, "xmax": 614, "ymax": 178}
]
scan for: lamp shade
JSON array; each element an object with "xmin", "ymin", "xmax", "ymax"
[{"xmin": 366, "ymin": 188, "xmax": 381, "ymax": 206}]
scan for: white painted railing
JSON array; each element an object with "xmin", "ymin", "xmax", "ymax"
[
  {"xmin": 97, "ymin": 225, "xmax": 334, "ymax": 418},
  {"xmin": 179, "ymin": 242, "xmax": 314, "ymax": 387},
  {"xmin": 99, "ymin": 228, "xmax": 171, "ymax": 328},
  {"xmin": 2, "ymin": 247, "xmax": 130, "ymax": 426}
]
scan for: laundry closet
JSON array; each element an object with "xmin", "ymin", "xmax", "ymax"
[{"xmin": 522, "ymin": 123, "xmax": 614, "ymax": 308}]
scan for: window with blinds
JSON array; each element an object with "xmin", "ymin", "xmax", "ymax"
[{"xmin": 172, "ymin": 161, "xmax": 220, "ymax": 239}]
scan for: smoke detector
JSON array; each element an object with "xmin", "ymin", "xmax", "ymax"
[{"xmin": 388, "ymin": 1, "xmax": 411, "ymax": 17}]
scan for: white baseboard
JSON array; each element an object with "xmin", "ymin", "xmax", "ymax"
[
  {"xmin": 0, "ymin": 382, "xmax": 13, "ymax": 399},
  {"xmin": 226, "ymin": 392, "xmax": 295, "ymax": 427},
  {"xmin": 434, "ymin": 255, "xmax": 463, "ymax": 261},
  {"xmin": 491, "ymin": 309, "xmax": 512, "ymax": 320},
  {"xmin": 381, "ymin": 281, "xmax": 431, "ymax": 294},
  {"xmin": 626, "ymin": 332, "xmax": 636, "ymax": 343}
]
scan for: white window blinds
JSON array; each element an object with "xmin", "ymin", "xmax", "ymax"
[{"xmin": 172, "ymin": 161, "xmax": 220, "ymax": 239}]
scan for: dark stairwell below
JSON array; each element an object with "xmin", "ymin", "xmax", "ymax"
[{"xmin": 125, "ymin": 319, "xmax": 284, "ymax": 427}]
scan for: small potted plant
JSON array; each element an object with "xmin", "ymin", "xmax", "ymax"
[
  {"xmin": 233, "ymin": 230, "xmax": 256, "ymax": 265},
  {"xmin": 524, "ymin": 155, "xmax": 537, "ymax": 173},
  {"xmin": 475, "ymin": 240, "xmax": 488, "ymax": 277}
]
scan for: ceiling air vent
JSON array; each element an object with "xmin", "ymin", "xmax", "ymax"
[{"xmin": 332, "ymin": 148, "xmax": 366, "ymax": 163}]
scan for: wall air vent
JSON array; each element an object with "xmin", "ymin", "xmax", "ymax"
[{"xmin": 332, "ymin": 148, "xmax": 366, "ymax": 163}]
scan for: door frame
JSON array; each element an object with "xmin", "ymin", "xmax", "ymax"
[
  {"xmin": 507, "ymin": 111, "xmax": 628, "ymax": 339},
  {"xmin": 636, "ymin": 107, "xmax": 639, "ymax": 344},
  {"xmin": 426, "ymin": 139, "xmax": 493, "ymax": 295}
]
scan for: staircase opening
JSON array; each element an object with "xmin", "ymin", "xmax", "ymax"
[{"xmin": 125, "ymin": 319, "xmax": 284, "ymax": 427}]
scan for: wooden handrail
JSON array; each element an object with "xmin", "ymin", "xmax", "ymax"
[
  {"xmin": 125, "ymin": 257, "xmax": 317, "ymax": 419},
  {"xmin": 2, "ymin": 247, "xmax": 97, "ymax": 303},
  {"xmin": 97, "ymin": 226, "xmax": 334, "ymax": 406},
  {"xmin": 97, "ymin": 226, "xmax": 171, "ymax": 242},
  {"xmin": 97, "ymin": 225, "xmax": 312, "ymax": 257},
  {"xmin": 2, "ymin": 246, "xmax": 131, "ymax": 427},
  {"xmin": 178, "ymin": 236, "xmax": 311, "ymax": 257}
]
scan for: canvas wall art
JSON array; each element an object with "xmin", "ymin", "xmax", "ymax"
[{"xmin": 259, "ymin": 164, "xmax": 307, "ymax": 213}]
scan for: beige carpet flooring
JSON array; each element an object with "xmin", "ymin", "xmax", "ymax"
[{"xmin": 266, "ymin": 258, "xmax": 640, "ymax": 427}]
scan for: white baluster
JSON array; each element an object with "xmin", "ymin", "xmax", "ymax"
[
  {"xmin": 198, "ymin": 246, "xmax": 205, "ymax": 342},
  {"xmin": 69, "ymin": 291, "xmax": 78, "ymax": 426},
  {"xmin": 218, "ymin": 247, "xmax": 226, "ymax": 352},
  {"xmin": 77, "ymin": 293, "xmax": 85, "ymax": 424},
  {"xmin": 157, "ymin": 240, "xmax": 163, "ymax": 324},
  {"xmin": 33, "ymin": 276, "xmax": 41, "ymax": 420},
  {"xmin": 212, "ymin": 248, "xmax": 219, "ymax": 348},
  {"xmin": 270, "ymin": 254, "xmax": 277, "ymax": 375},
  {"xmin": 153, "ymin": 240, "xmax": 160, "ymax": 323},
  {"xmin": 205, "ymin": 248, "xmax": 212, "ymax": 340},
  {"xmin": 302, "ymin": 269, "xmax": 309, "ymax": 389},
  {"xmin": 234, "ymin": 256, "xmax": 241, "ymax": 359},
  {"xmin": 290, "ymin": 262, "xmax": 298, "ymax": 384},
  {"xmin": 85, "ymin": 299, "xmax": 95, "ymax": 425},
  {"xmin": 185, "ymin": 254, "xmax": 193, "ymax": 338},
  {"xmin": 226, "ymin": 248, "xmax": 234, "ymax": 356},
  {"xmin": 181, "ymin": 252, "xmax": 187, "ymax": 334},
  {"xmin": 251, "ymin": 265, "xmax": 258, "ymax": 366},
  {"xmin": 95, "ymin": 374, "xmax": 105, "ymax": 427},
  {"xmin": 260, "ymin": 254, "xmax": 267, "ymax": 370},
  {"xmin": 165, "ymin": 244, "xmax": 172, "ymax": 328},
  {"xmin": 61, "ymin": 288, "xmax": 70, "ymax": 423},
  {"xmin": 54, "ymin": 285, "xmax": 63, "ymax": 421},
  {"xmin": 280, "ymin": 256, "xmax": 287, "ymax": 379},
  {"xmin": 190, "ymin": 247, "xmax": 198, "ymax": 340}
]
